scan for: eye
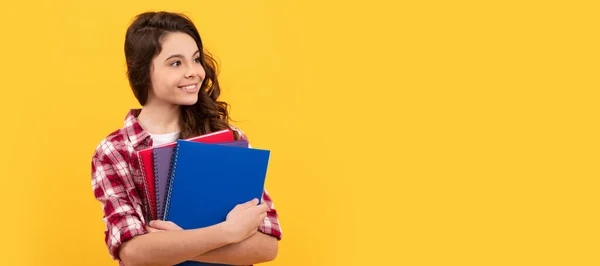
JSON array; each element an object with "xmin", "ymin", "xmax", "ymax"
[
  {"xmin": 170, "ymin": 61, "xmax": 181, "ymax": 67},
  {"xmin": 194, "ymin": 57, "xmax": 202, "ymax": 63}
]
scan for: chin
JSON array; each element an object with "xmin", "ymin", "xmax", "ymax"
[{"xmin": 177, "ymin": 96, "xmax": 199, "ymax": 106}]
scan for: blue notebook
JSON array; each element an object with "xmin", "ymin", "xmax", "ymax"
[
  {"xmin": 153, "ymin": 140, "xmax": 250, "ymax": 219},
  {"xmin": 164, "ymin": 140, "xmax": 271, "ymax": 266}
]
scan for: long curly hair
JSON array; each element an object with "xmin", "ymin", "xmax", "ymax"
[{"xmin": 124, "ymin": 11, "xmax": 239, "ymax": 140}]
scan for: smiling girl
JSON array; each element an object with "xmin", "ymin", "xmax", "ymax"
[{"xmin": 90, "ymin": 11, "xmax": 281, "ymax": 266}]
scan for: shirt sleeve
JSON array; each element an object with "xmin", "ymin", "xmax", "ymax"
[
  {"xmin": 91, "ymin": 154, "xmax": 147, "ymax": 260},
  {"xmin": 230, "ymin": 124, "xmax": 249, "ymax": 142},
  {"xmin": 258, "ymin": 189, "xmax": 283, "ymax": 240}
]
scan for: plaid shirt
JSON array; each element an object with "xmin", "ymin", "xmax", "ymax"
[{"xmin": 91, "ymin": 109, "xmax": 282, "ymax": 261}]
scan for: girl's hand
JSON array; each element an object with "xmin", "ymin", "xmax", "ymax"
[
  {"xmin": 146, "ymin": 220, "xmax": 184, "ymax": 233},
  {"xmin": 223, "ymin": 198, "xmax": 268, "ymax": 243}
]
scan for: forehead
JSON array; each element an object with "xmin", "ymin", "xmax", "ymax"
[{"xmin": 158, "ymin": 32, "xmax": 199, "ymax": 57}]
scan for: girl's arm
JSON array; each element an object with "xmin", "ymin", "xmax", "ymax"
[
  {"xmin": 190, "ymin": 231, "xmax": 278, "ymax": 265},
  {"xmin": 148, "ymin": 220, "xmax": 278, "ymax": 265},
  {"xmin": 119, "ymin": 222, "xmax": 232, "ymax": 266},
  {"xmin": 119, "ymin": 199, "xmax": 267, "ymax": 266}
]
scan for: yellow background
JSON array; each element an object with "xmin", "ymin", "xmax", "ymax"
[{"xmin": 0, "ymin": 0, "xmax": 598, "ymax": 265}]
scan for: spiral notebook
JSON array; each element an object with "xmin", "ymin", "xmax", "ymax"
[
  {"xmin": 137, "ymin": 129, "xmax": 235, "ymax": 220},
  {"xmin": 164, "ymin": 140, "xmax": 270, "ymax": 266},
  {"xmin": 152, "ymin": 139, "xmax": 250, "ymax": 219}
]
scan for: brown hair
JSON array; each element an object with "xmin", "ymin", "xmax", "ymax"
[{"xmin": 124, "ymin": 11, "xmax": 239, "ymax": 140}]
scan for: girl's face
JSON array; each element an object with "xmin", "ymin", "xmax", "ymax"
[{"xmin": 149, "ymin": 32, "xmax": 206, "ymax": 106}]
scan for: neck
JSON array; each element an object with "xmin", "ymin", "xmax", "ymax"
[{"xmin": 137, "ymin": 101, "xmax": 181, "ymax": 134}]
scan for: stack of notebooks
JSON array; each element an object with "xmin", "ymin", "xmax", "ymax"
[{"xmin": 137, "ymin": 129, "xmax": 271, "ymax": 266}]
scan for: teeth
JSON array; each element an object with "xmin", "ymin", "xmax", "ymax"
[{"xmin": 181, "ymin": 84, "xmax": 196, "ymax": 90}]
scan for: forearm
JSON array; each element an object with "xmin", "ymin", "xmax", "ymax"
[
  {"xmin": 119, "ymin": 222, "xmax": 233, "ymax": 266},
  {"xmin": 191, "ymin": 232, "xmax": 278, "ymax": 265}
]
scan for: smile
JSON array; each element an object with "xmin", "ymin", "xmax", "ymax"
[{"xmin": 179, "ymin": 84, "xmax": 199, "ymax": 92}]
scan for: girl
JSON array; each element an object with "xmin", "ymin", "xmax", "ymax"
[{"xmin": 91, "ymin": 11, "xmax": 282, "ymax": 266}]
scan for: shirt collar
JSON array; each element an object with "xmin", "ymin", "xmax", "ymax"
[{"xmin": 124, "ymin": 109, "xmax": 152, "ymax": 149}]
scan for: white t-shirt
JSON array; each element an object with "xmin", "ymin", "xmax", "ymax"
[{"xmin": 149, "ymin": 131, "xmax": 180, "ymax": 147}]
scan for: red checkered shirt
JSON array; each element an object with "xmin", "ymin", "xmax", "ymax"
[{"xmin": 91, "ymin": 109, "xmax": 282, "ymax": 262}]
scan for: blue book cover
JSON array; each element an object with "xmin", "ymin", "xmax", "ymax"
[
  {"xmin": 153, "ymin": 140, "xmax": 250, "ymax": 219},
  {"xmin": 164, "ymin": 140, "xmax": 270, "ymax": 266}
]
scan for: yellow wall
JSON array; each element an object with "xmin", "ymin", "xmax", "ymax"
[{"xmin": 0, "ymin": 0, "xmax": 598, "ymax": 265}]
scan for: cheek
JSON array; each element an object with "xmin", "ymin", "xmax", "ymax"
[
  {"xmin": 199, "ymin": 66, "xmax": 207, "ymax": 79},
  {"xmin": 151, "ymin": 72, "xmax": 179, "ymax": 94},
  {"xmin": 160, "ymin": 72, "xmax": 180, "ymax": 88},
  {"xmin": 168, "ymin": 74, "xmax": 182, "ymax": 87}
]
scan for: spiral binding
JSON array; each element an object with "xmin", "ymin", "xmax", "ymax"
[
  {"xmin": 153, "ymin": 150, "xmax": 161, "ymax": 219},
  {"xmin": 163, "ymin": 141, "xmax": 180, "ymax": 220},
  {"xmin": 163, "ymin": 145, "xmax": 178, "ymax": 219},
  {"xmin": 137, "ymin": 152, "xmax": 156, "ymax": 221}
]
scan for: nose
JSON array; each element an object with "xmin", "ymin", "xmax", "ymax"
[{"xmin": 185, "ymin": 65, "xmax": 198, "ymax": 78}]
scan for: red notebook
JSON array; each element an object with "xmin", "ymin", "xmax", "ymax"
[{"xmin": 137, "ymin": 129, "xmax": 235, "ymax": 220}]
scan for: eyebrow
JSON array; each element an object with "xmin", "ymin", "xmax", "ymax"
[{"xmin": 165, "ymin": 50, "xmax": 200, "ymax": 61}]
